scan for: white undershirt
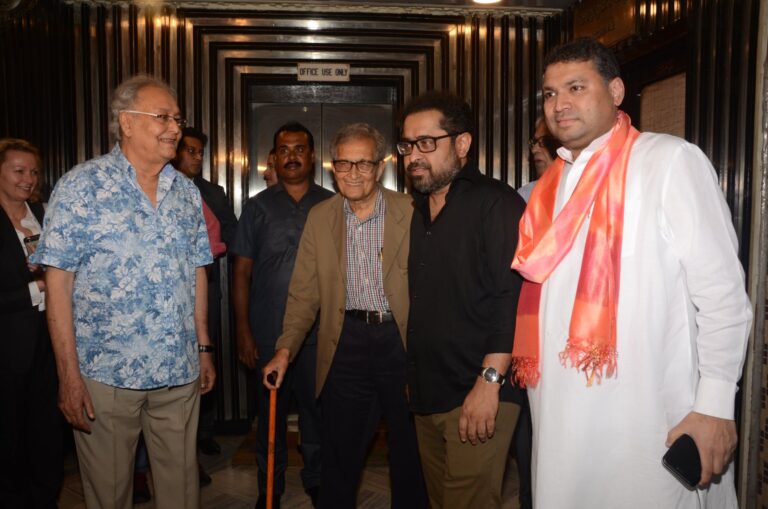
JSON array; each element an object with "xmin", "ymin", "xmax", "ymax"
[{"xmin": 14, "ymin": 202, "xmax": 45, "ymax": 311}]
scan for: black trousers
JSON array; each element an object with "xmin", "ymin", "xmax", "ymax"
[
  {"xmin": 512, "ymin": 393, "xmax": 533, "ymax": 509},
  {"xmin": 0, "ymin": 315, "xmax": 62, "ymax": 509},
  {"xmin": 198, "ymin": 273, "xmax": 222, "ymax": 442},
  {"xmin": 255, "ymin": 342, "xmax": 321, "ymax": 495},
  {"xmin": 318, "ymin": 316, "xmax": 427, "ymax": 509}
]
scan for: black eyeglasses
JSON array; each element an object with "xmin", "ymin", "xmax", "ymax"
[
  {"xmin": 332, "ymin": 159, "xmax": 380, "ymax": 174},
  {"xmin": 396, "ymin": 133, "xmax": 460, "ymax": 156},
  {"xmin": 120, "ymin": 110, "xmax": 187, "ymax": 129},
  {"xmin": 528, "ymin": 136, "xmax": 556, "ymax": 149}
]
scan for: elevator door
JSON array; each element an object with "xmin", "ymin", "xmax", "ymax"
[{"xmin": 247, "ymin": 84, "xmax": 399, "ymax": 199}]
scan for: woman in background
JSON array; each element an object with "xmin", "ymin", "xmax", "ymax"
[{"xmin": 0, "ymin": 138, "xmax": 62, "ymax": 508}]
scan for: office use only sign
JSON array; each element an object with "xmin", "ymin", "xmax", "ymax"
[{"xmin": 296, "ymin": 62, "xmax": 351, "ymax": 82}]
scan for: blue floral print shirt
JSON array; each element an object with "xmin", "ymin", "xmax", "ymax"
[{"xmin": 31, "ymin": 144, "xmax": 212, "ymax": 389}]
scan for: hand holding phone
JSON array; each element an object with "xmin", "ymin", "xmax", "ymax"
[
  {"xmin": 662, "ymin": 433, "xmax": 701, "ymax": 489},
  {"xmin": 23, "ymin": 233, "xmax": 40, "ymax": 254}
]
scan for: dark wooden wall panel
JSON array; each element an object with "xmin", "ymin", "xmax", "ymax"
[{"xmin": 0, "ymin": 0, "xmax": 77, "ymax": 186}]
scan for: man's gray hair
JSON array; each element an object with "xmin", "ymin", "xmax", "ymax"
[
  {"xmin": 109, "ymin": 75, "xmax": 177, "ymax": 142},
  {"xmin": 330, "ymin": 123, "xmax": 388, "ymax": 162}
]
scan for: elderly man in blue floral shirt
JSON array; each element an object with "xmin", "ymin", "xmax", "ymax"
[{"xmin": 31, "ymin": 75, "xmax": 215, "ymax": 509}]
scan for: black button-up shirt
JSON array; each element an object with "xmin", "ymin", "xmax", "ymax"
[
  {"xmin": 192, "ymin": 175, "xmax": 238, "ymax": 247},
  {"xmin": 231, "ymin": 182, "xmax": 334, "ymax": 346},
  {"xmin": 407, "ymin": 163, "xmax": 526, "ymax": 414}
]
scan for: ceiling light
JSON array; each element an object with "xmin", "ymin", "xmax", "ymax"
[{"xmin": 473, "ymin": 0, "xmax": 502, "ymax": 4}]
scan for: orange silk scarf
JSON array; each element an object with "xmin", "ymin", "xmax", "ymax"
[{"xmin": 511, "ymin": 111, "xmax": 639, "ymax": 388}]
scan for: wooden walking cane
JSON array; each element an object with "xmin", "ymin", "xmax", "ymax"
[{"xmin": 266, "ymin": 371, "xmax": 278, "ymax": 509}]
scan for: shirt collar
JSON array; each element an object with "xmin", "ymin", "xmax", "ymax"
[
  {"xmin": 273, "ymin": 181, "xmax": 326, "ymax": 201},
  {"xmin": 112, "ymin": 144, "xmax": 178, "ymax": 206},
  {"xmin": 343, "ymin": 186, "xmax": 384, "ymax": 220},
  {"xmin": 111, "ymin": 143, "xmax": 178, "ymax": 182},
  {"xmin": 412, "ymin": 162, "xmax": 479, "ymax": 208},
  {"xmin": 20, "ymin": 202, "xmax": 41, "ymax": 232},
  {"xmin": 556, "ymin": 129, "xmax": 613, "ymax": 165},
  {"xmin": 111, "ymin": 143, "xmax": 132, "ymax": 174},
  {"xmin": 447, "ymin": 162, "xmax": 482, "ymax": 190}
]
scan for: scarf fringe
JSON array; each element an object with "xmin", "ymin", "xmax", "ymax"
[
  {"xmin": 558, "ymin": 343, "xmax": 618, "ymax": 387},
  {"xmin": 510, "ymin": 356, "xmax": 540, "ymax": 388}
]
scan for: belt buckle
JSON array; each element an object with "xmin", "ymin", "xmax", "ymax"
[{"xmin": 367, "ymin": 311, "xmax": 382, "ymax": 325}]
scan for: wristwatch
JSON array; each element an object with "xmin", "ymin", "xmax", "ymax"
[{"xmin": 480, "ymin": 366, "xmax": 506, "ymax": 385}]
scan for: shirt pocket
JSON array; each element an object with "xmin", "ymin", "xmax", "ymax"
[
  {"xmin": 164, "ymin": 202, "xmax": 199, "ymax": 254},
  {"xmin": 264, "ymin": 217, "xmax": 301, "ymax": 255}
]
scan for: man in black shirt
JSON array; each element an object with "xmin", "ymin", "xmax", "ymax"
[
  {"xmin": 398, "ymin": 92, "xmax": 526, "ymax": 508},
  {"xmin": 172, "ymin": 127, "xmax": 238, "ymax": 460},
  {"xmin": 232, "ymin": 122, "xmax": 333, "ymax": 509}
]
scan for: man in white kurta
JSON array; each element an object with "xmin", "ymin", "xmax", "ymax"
[{"xmin": 523, "ymin": 38, "xmax": 752, "ymax": 508}]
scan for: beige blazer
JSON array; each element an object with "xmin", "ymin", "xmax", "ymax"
[{"xmin": 275, "ymin": 187, "xmax": 413, "ymax": 397}]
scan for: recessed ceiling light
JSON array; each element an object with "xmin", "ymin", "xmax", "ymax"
[{"xmin": 473, "ymin": 0, "xmax": 502, "ymax": 4}]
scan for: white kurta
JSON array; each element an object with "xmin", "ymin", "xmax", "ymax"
[{"xmin": 529, "ymin": 131, "xmax": 752, "ymax": 509}]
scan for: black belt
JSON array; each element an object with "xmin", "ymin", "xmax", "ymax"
[{"xmin": 345, "ymin": 309, "xmax": 394, "ymax": 325}]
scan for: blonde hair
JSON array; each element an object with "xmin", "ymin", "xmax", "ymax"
[{"xmin": 0, "ymin": 137, "xmax": 44, "ymax": 202}]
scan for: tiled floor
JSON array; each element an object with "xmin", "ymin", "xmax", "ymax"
[{"xmin": 58, "ymin": 422, "xmax": 522, "ymax": 508}]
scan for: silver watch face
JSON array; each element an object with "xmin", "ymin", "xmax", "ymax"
[{"xmin": 482, "ymin": 367, "xmax": 500, "ymax": 383}]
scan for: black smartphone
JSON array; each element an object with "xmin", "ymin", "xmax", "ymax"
[
  {"xmin": 23, "ymin": 233, "xmax": 40, "ymax": 253},
  {"xmin": 662, "ymin": 434, "xmax": 701, "ymax": 489}
]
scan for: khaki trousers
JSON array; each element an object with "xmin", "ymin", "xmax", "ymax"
[
  {"xmin": 415, "ymin": 402, "xmax": 519, "ymax": 509},
  {"xmin": 74, "ymin": 377, "xmax": 200, "ymax": 509}
]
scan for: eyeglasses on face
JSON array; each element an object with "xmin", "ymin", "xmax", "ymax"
[
  {"xmin": 121, "ymin": 110, "xmax": 187, "ymax": 129},
  {"xmin": 332, "ymin": 159, "xmax": 380, "ymax": 174},
  {"xmin": 528, "ymin": 136, "xmax": 555, "ymax": 149},
  {"xmin": 396, "ymin": 133, "xmax": 460, "ymax": 156}
]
